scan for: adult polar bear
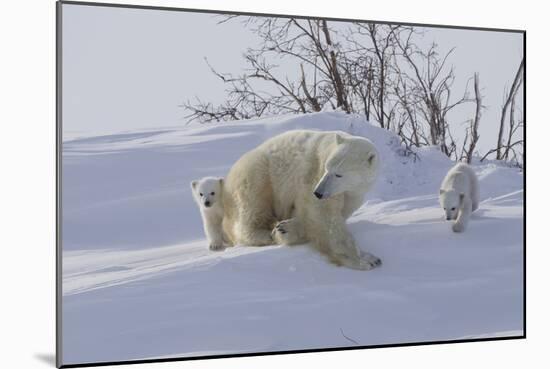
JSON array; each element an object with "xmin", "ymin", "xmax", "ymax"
[{"xmin": 222, "ymin": 129, "xmax": 381, "ymax": 270}]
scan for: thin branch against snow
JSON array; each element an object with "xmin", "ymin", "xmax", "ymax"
[
  {"xmin": 461, "ymin": 73, "xmax": 485, "ymax": 163},
  {"xmin": 496, "ymin": 58, "xmax": 524, "ymax": 160}
]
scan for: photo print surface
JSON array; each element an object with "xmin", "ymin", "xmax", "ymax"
[{"xmin": 58, "ymin": 1, "xmax": 525, "ymax": 367}]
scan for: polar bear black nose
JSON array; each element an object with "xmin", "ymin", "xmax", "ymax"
[
  {"xmin": 314, "ymin": 191, "xmax": 323, "ymax": 199},
  {"xmin": 204, "ymin": 201, "xmax": 211, "ymax": 207},
  {"xmin": 446, "ymin": 216, "xmax": 451, "ymax": 221}
]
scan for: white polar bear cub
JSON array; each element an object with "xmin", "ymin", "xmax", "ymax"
[
  {"xmin": 439, "ymin": 163, "xmax": 479, "ymax": 233},
  {"xmin": 191, "ymin": 177, "xmax": 225, "ymax": 251}
]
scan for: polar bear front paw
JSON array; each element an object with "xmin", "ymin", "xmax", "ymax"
[
  {"xmin": 452, "ymin": 222, "xmax": 465, "ymax": 233},
  {"xmin": 209, "ymin": 243, "xmax": 225, "ymax": 251},
  {"xmin": 272, "ymin": 219, "xmax": 303, "ymax": 245},
  {"xmin": 358, "ymin": 251, "xmax": 382, "ymax": 270},
  {"xmin": 339, "ymin": 251, "xmax": 382, "ymax": 271}
]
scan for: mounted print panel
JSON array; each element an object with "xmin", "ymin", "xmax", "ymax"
[{"xmin": 57, "ymin": 1, "xmax": 525, "ymax": 367}]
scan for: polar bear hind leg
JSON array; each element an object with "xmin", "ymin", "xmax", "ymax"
[{"xmin": 233, "ymin": 202, "xmax": 275, "ymax": 246}]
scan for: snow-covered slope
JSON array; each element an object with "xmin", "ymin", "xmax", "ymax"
[{"xmin": 61, "ymin": 112, "xmax": 524, "ymax": 365}]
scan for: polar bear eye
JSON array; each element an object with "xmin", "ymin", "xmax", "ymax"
[
  {"xmin": 199, "ymin": 193, "xmax": 203, "ymax": 197},
  {"xmin": 335, "ymin": 174, "xmax": 342, "ymax": 178},
  {"xmin": 451, "ymin": 207, "xmax": 456, "ymax": 211},
  {"xmin": 210, "ymin": 192, "xmax": 215, "ymax": 196}
]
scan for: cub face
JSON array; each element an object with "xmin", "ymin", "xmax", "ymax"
[
  {"xmin": 313, "ymin": 134, "xmax": 378, "ymax": 200},
  {"xmin": 439, "ymin": 189, "xmax": 463, "ymax": 221},
  {"xmin": 191, "ymin": 177, "xmax": 224, "ymax": 209}
]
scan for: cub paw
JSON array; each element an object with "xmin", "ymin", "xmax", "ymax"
[
  {"xmin": 209, "ymin": 243, "xmax": 225, "ymax": 251},
  {"xmin": 452, "ymin": 222, "xmax": 465, "ymax": 233}
]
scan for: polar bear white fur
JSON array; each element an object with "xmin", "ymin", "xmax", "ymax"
[
  {"xmin": 191, "ymin": 177, "xmax": 225, "ymax": 251},
  {"xmin": 439, "ymin": 163, "xmax": 480, "ymax": 233},
  {"xmin": 222, "ymin": 130, "xmax": 381, "ymax": 270}
]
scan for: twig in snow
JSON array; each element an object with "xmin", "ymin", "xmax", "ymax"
[{"xmin": 340, "ymin": 328, "xmax": 359, "ymax": 345}]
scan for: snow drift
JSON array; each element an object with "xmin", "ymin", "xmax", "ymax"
[{"xmin": 61, "ymin": 112, "xmax": 524, "ymax": 365}]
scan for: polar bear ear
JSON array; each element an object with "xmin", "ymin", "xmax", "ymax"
[
  {"xmin": 366, "ymin": 152, "xmax": 376, "ymax": 166},
  {"xmin": 218, "ymin": 178, "xmax": 224, "ymax": 186},
  {"xmin": 335, "ymin": 134, "xmax": 344, "ymax": 145},
  {"xmin": 439, "ymin": 189, "xmax": 445, "ymax": 195},
  {"xmin": 191, "ymin": 180, "xmax": 198, "ymax": 190}
]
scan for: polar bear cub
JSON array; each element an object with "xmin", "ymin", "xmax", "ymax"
[
  {"xmin": 439, "ymin": 163, "xmax": 479, "ymax": 233},
  {"xmin": 191, "ymin": 177, "xmax": 225, "ymax": 251}
]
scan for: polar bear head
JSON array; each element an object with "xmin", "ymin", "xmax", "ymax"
[
  {"xmin": 439, "ymin": 189, "xmax": 463, "ymax": 221},
  {"xmin": 313, "ymin": 133, "xmax": 379, "ymax": 200},
  {"xmin": 191, "ymin": 177, "xmax": 224, "ymax": 209}
]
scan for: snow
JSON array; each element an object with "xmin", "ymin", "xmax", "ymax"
[{"xmin": 61, "ymin": 111, "xmax": 524, "ymax": 365}]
